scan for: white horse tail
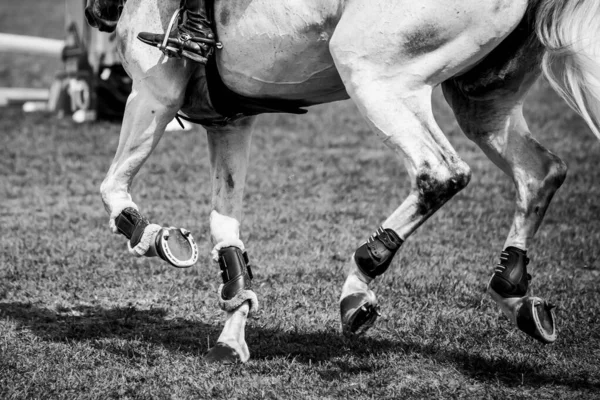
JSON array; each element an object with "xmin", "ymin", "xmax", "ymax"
[{"xmin": 535, "ymin": 0, "xmax": 600, "ymax": 140}]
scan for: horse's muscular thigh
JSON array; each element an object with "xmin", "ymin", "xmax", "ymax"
[
  {"xmin": 444, "ymin": 3, "xmax": 545, "ymax": 102},
  {"xmin": 331, "ymin": 0, "xmax": 529, "ymax": 86}
]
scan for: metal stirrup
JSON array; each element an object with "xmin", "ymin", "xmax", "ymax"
[{"xmin": 160, "ymin": 8, "xmax": 182, "ymax": 56}]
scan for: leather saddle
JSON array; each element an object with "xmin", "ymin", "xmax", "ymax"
[{"xmin": 177, "ymin": 1, "xmax": 309, "ymax": 127}]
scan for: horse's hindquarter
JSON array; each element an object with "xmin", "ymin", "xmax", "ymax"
[
  {"xmin": 214, "ymin": 0, "xmax": 349, "ymax": 104},
  {"xmin": 331, "ymin": 0, "xmax": 531, "ymax": 88}
]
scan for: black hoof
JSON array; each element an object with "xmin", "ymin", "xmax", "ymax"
[
  {"xmin": 205, "ymin": 343, "xmax": 241, "ymax": 364},
  {"xmin": 516, "ymin": 297, "xmax": 557, "ymax": 344},
  {"xmin": 340, "ymin": 292, "xmax": 380, "ymax": 337}
]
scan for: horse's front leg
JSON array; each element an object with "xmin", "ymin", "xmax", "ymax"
[
  {"xmin": 203, "ymin": 117, "xmax": 258, "ymax": 364},
  {"xmin": 101, "ymin": 64, "xmax": 198, "ymax": 267}
]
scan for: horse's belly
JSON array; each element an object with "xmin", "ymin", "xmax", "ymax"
[
  {"xmin": 214, "ymin": 0, "xmax": 349, "ymax": 104},
  {"xmin": 217, "ymin": 52, "xmax": 348, "ymax": 103}
]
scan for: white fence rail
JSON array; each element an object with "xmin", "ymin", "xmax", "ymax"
[{"xmin": 0, "ymin": 33, "xmax": 64, "ymax": 57}]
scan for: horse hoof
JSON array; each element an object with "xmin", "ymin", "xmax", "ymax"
[
  {"xmin": 155, "ymin": 227, "xmax": 199, "ymax": 268},
  {"xmin": 516, "ymin": 297, "xmax": 557, "ymax": 344},
  {"xmin": 340, "ymin": 292, "xmax": 380, "ymax": 337},
  {"xmin": 205, "ymin": 342, "xmax": 242, "ymax": 364}
]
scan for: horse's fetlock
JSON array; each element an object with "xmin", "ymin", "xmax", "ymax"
[
  {"xmin": 100, "ymin": 179, "xmax": 116, "ymax": 212},
  {"xmin": 101, "ymin": 179, "xmax": 128, "ymax": 211},
  {"xmin": 99, "ymin": 177, "xmax": 112, "ymax": 198}
]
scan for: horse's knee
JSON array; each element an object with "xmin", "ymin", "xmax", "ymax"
[{"xmin": 415, "ymin": 159, "xmax": 471, "ymax": 215}]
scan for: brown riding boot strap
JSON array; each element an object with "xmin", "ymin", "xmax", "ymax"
[
  {"xmin": 181, "ymin": 0, "xmax": 214, "ymax": 40},
  {"xmin": 184, "ymin": 0, "xmax": 203, "ymax": 13}
]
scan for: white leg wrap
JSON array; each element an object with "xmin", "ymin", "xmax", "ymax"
[
  {"xmin": 210, "ymin": 211, "xmax": 243, "ymax": 260},
  {"xmin": 218, "ymin": 284, "xmax": 259, "ymax": 316},
  {"xmin": 108, "ymin": 200, "xmax": 139, "ymax": 234},
  {"xmin": 127, "ymin": 223, "xmax": 162, "ymax": 257},
  {"xmin": 211, "ymin": 239, "xmax": 245, "ymax": 262}
]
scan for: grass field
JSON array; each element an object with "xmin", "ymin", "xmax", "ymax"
[{"xmin": 1, "ymin": 2, "xmax": 600, "ymax": 399}]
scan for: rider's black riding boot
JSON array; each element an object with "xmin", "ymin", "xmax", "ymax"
[{"xmin": 137, "ymin": 0, "xmax": 215, "ymax": 64}]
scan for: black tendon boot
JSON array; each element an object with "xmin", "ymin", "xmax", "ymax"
[{"xmin": 137, "ymin": 0, "xmax": 216, "ymax": 63}]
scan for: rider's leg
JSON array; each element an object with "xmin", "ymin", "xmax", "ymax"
[
  {"xmin": 137, "ymin": 0, "xmax": 215, "ymax": 64},
  {"xmin": 442, "ymin": 66, "xmax": 566, "ymax": 343},
  {"xmin": 202, "ymin": 117, "xmax": 258, "ymax": 363}
]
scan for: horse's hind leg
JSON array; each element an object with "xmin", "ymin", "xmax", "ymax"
[
  {"xmin": 330, "ymin": 2, "xmax": 509, "ymax": 337},
  {"xmin": 330, "ymin": 0, "xmax": 531, "ymax": 336},
  {"xmin": 332, "ymin": 73, "xmax": 472, "ymax": 335},
  {"xmin": 442, "ymin": 66, "xmax": 567, "ymax": 343}
]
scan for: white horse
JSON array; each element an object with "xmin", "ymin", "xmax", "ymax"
[{"xmin": 85, "ymin": 0, "xmax": 600, "ymax": 363}]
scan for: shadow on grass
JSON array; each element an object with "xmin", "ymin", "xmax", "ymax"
[
  {"xmin": 250, "ymin": 328, "xmax": 599, "ymax": 391},
  {"xmin": 1, "ymin": 302, "xmax": 597, "ymax": 391},
  {"xmin": 398, "ymin": 341, "xmax": 600, "ymax": 391},
  {"xmin": 0, "ymin": 302, "xmax": 221, "ymax": 357}
]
